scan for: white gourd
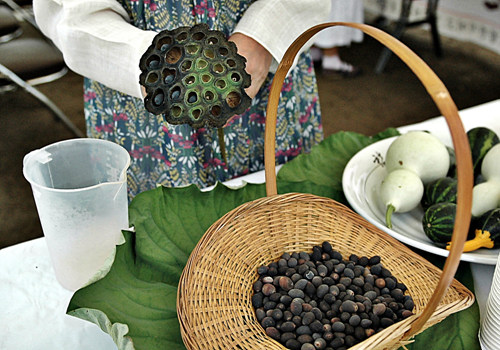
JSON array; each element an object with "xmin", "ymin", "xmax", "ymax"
[
  {"xmin": 379, "ymin": 169, "xmax": 424, "ymax": 228},
  {"xmin": 385, "ymin": 131, "xmax": 450, "ymax": 184},
  {"xmin": 471, "ymin": 143, "xmax": 500, "ymax": 217}
]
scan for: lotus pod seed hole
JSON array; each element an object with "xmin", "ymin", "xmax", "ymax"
[
  {"xmin": 213, "ymin": 63, "xmax": 224, "ymax": 74},
  {"xmin": 176, "ymin": 32, "xmax": 188, "ymax": 42},
  {"xmin": 186, "ymin": 44, "xmax": 199, "ymax": 55},
  {"xmin": 231, "ymin": 73, "xmax": 240, "ymax": 82},
  {"xmin": 219, "ymin": 47, "xmax": 228, "ymax": 56},
  {"xmin": 157, "ymin": 36, "xmax": 172, "ymax": 51},
  {"xmin": 226, "ymin": 59, "xmax": 236, "ymax": 68},
  {"xmin": 207, "ymin": 37, "xmax": 218, "ymax": 45},
  {"xmin": 211, "ymin": 105, "xmax": 222, "ymax": 117},
  {"xmin": 215, "ymin": 79, "xmax": 226, "ymax": 89},
  {"xmin": 165, "ymin": 47, "xmax": 182, "ymax": 64},
  {"xmin": 204, "ymin": 49, "xmax": 215, "ymax": 59},
  {"xmin": 185, "ymin": 75, "xmax": 196, "ymax": 85},
  {"xmin": 172, "ymin": 105, "xmax": 182, "ymax": 117},
  {"xmin": 204, "ymin": 91, "xmax": 214, "ymax": 101},
  {"xmin": 147, "ymin": 55, "xmax": 160, "ymax": 69},
  {"xmin": 191, "ymin": 108, "xmax": 202, "ymax": 120},
  {"xmin": 162, "ymin": 68, "xmax": 176, "ymax": 84},
  {"xmin": 202, "ymin": 74, "xmax": 212, "ymax": 83},
  {"xmin": 196, "ymin": 59, "xmax": 208, "ymax": 70},
  {"xmin": 153, "ymin": 91, "xmax": 164, "ymax": 106},
  {"xmin": 181, "ymin": 60, "xmax": 192, "ymax": 72},
  {"xmin": 170, "ymin": 86, "xmax": 181, "ymax": 100},
  {"xmin": 187, "ymin": 91, "xmax": 198, "ymax": 104},
  {"xmin": 192, "ymin": 31, "xmax": 205, "ymax": 41},
  {"xmin": 226, "ymin": 91, "xmax": 241, "ymax": 108},
  {"xmin": 146, "ymin": 72, "xmax": 159, "ymax": 84}
]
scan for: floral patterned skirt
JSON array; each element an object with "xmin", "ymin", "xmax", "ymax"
[{"xmin": 84, "ymin": 52, "xmax": 322, "ymax": 199}]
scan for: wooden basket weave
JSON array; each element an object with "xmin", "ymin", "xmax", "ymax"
[{"xmin": 177, "ymin": 23, "xmax": 475, "ymax": 349}]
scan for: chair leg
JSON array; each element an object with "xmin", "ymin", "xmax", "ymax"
[
  {"xmin": 375, "ymin": 0, "xmax": 413, "ymax": 74},
  {"xmin": 427, "ymin": 0, "xmax": 442, "ymax": 57},
  {"xmin": 0, "ymin": 63, "xmax": 85, "ymax": 138}
]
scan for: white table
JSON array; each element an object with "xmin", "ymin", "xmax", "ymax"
[{"xmin": 1, "ymin": 100, "xmax": 499, "ymax": 350}]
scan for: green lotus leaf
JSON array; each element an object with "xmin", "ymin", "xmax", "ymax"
[{"xmin": 67, "ymin": 129, "xmax": 479, "ymax": 350}]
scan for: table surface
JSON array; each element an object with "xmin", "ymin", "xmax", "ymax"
[{"xmin": 1, "ymin": 99, "xmax": 499, "ymax": 350}]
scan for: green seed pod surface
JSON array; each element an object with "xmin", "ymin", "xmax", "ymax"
[{"xmin": 139, "ymin": 23, "xmax": 251, "ymax": 129}]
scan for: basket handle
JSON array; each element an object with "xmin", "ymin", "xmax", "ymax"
[{"xmin": 264, "ymin": 22, "xmax": 473, "ymax": 339}]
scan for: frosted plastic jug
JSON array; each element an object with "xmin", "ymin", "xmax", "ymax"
[{"xmin": 23, "ymin": 138, "xmax": 131, "ymax": 291}]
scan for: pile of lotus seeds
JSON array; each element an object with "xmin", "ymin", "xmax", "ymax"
[{"xmin": 251, "ymin": 241, "xmax": 415, "ymax": 350}]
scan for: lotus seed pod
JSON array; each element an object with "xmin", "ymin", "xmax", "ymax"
[{"xmin": 139, "ymin": 23, "xmax": 251, "ymax": 129}]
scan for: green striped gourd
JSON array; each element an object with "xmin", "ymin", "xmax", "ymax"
[{"xmin": 422, "ymin": 202, "xmax": 456, "ymax": 246}]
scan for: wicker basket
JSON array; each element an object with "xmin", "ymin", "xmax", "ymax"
[{"xmin": 177, "ymin": 23, "xmax": 475, "ymax": 349}]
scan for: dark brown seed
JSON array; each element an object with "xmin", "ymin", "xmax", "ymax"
[
  {"xmin": 311, "ymin": 246, "xmax": 322, "ymax": 261},
  {"xmin": 310, "ymin": 320, "xmax": 323, "ymax": 333},
  {"xmin": 355, "ymin": 326, "xmax": 367, "ymax": 340},
  {"xmin": 340, "ymin": 300, "xmax": 358, "ymax": 313},
  {"xmin": 302, "ymin": 303, "xmax": 313, "ymax": 312},
  {"xmin": 288, "ymin": 257, "xmax": 298, "ymax": 267},
  {"xmin": 289, "ymin": 288, "xmax": 305, "ymax": 299},
  {"xmin": 261, "ymin": 283, "xmax": 276, "ymax": 296},
  {"xmin": 360, "ymin": 318, "xmax": 372, "ymax": 328},
  {"xmin": 281, "ymin": 321, "xmax": 296, "ymax": 332},
  {"xmin": 305, "ymin": 282, "xmax": 316, "ymax": 296},
  {"xmin": 380, "ymin": 317, "xmax": 394, "ymax": 327},
  {"xmin": 349, "ymin": 314, "xmax": 361, "ymax": 327},
  {"xmin": 330, "ymin": 337, "xmax": 344, "ymax": 348},
  {"xmin": 365, "ymin": 328, "xmax": 376, "ymax": 337},
  {"xmin": 311, "ymin": 276, "xmax": 323, "ymax": 287},
  {"xmin": 281, "ymin": 332, "xmax": 296, "ymax": 343},
  {"xmin": 262, "ymin": 276, "xmax": 273, "ymax": 283},
  {"xmin": 375, "ymin": 278, "xmax": 386, "ymax": 288},
  {"xmin": 285, "ymin": 338, "xmax": 301, "ymax": 350},
  {"xmin": 252, "ymin": 293, "xmax": 263, "ymax": 308},
  {"xmin": 402, "ymin": 310, "xmax": 414, "ymax": 318},
  {"xmin": 261, "ymin": 316, "xmax": 275, "ymax": 328},
  {"xmin": 322, "ymin": 241, "xmax": 333, "ymax": 253},
  {"xmin": 316, "ymin": 284, "xmax": 329, "ymax": 298},
  {"xmin": 279, "ymin": 276, "xmax": 294, "ymax": 291},
  {"xmin": 347, "ymin": 333, "xmax": 359, "ymax": 346},
  {"xmin": 271, "ymin": 309, "xmax": 283, "ymax": 320},
  {"xmin": 300, "ymin": 342, "xmax": 315, "ymax": 350},
  {"xmin": 290, "ymin": 299, "xmax": 303, "ymax": 315},
  {"xmin": 296, "ymin": 325, "xmax": 312, "ymax": 336},
  {"xmin": 390, "ymin": 288, "xmax": 405, "ymax": 301},
  {"xmin": 265, "ymin": 326, "xmax": 280, "ymax": 340},
  {"xmin": 323, "ymin": 331, "xmax": 334, "ymax": 341},
  {"xmin": 313, "ymin": 337, "xmax": 327, "ymax": 349},
  {"xmin": 302, "ymin": 312, "xmax": 315, "ymax": 325},
  {"xmin": 253, "ymin": 280, "xmax": 263, "ymax": 292},
  {"xmin": 332, "ymin": 321, "xmax": 345, "ymax": 332},
  {"xmin": 373, "ymin": 303, "xmax": 386, "ymax": 316}
]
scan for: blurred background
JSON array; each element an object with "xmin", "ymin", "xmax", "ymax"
[{"xmin": 1, "ymin": 0, "xmax": 499, "ymax": 248}]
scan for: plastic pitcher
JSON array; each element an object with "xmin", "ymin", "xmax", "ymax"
[{"xmin": 23, "ymin": 138, "xmax": 131, "ymax": 291}]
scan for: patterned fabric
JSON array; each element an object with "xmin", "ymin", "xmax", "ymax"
[{"xmin": 84, "ymin": 0, "xmax": 323, "ymax": 199}]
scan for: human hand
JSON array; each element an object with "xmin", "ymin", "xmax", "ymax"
[{"xmin": 229, "ymin": 33, "xmax": 272, "ymax": 99}]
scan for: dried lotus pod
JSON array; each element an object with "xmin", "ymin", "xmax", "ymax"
[{"xmin": 139, "ymin": 23, "xmax": 252, "ymax": 129}]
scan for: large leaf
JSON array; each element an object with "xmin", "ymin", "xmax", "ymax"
[
  {"xmin": 67, "ymin": 129, "xmax": 479, "ymax": 350},
  {"xmin": 277, "ymin": 128, "xmax": 400, "ymax": 190},
  {"xmin": 68, "ymin": 183, "xmax": 268, "ymax": 350},
  {"xmin": 403, "ymin": 252, "xmax": 480, "ymax": 350}
]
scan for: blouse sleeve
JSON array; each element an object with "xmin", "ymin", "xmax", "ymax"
[
  {"xmin": 33, "ymin": 0, "xmax": 157, "ymax": 98},
  {"xmin": 233, "ymin": 0, "xmax": 331, "ymax": 72},
  {"xmin": 33, "ymin": 0, "xmax": 330, "ymax": 99}
]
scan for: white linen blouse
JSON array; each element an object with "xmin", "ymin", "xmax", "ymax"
[{"xmin": 32, "ymin": 0, "xmax": 330, "ymax": 99}]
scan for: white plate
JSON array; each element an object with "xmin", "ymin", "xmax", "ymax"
[{"xmin": 342, "ymin": 137, "xmax": 499, "ymax": 265}]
